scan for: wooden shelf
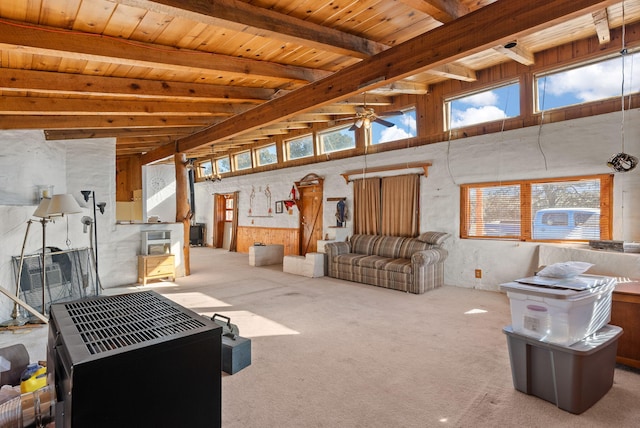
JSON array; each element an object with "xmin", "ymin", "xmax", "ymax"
[
  {"xmin": 326, "ymin": 197, "xmax": 346, "ymax": 201},
  {"xmin": 341, "ymin": 162, "xmax": 432, "ymax": 183}
]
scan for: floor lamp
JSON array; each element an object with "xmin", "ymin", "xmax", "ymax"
[
  {"xmin": 32, "ymin": 194, "xmax": 82, "ymax": 316},
  {"xmin": 81, "ymin": 190, "xmax": 106, "ymax": 295}
]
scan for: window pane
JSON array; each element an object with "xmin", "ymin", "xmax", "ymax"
[
  {"xmin": 286, "ymin": 135, "xmax": 314, "ymax": 160},
  {"xmin": 319, "ymin": 126, "xmax": 355, "ymax": 153},
  {"xmin": 235, "ymin": 151, "xmax": 252, "ymax": 170},
  {"xmin": 467, "ymin": 185, "xmax": 521, "ymax": 237},
  {"xmin": 216, "ymin": 157, "xmax": 230, "ymax": 174},
  {"xmin": 197, "ymin": 160, "xmax": 212, "ymax": 178},
  {"xmin": 537, "ymin": 52, "xmax": 640, "ymax": 111},
  {"xmin": 371, "ymin": 108, "xmax": 417, "ymax": 144},
  {"xmin": 256, "ymin": 144, "xmax": 277, "ymax": 166},
  {"xmin": 531, "ymin": 179, "xmax": 601, "ymax": 240},
  {"xmin": 447, "ymin": 82, "xmax": 520, "ymax": 129}
]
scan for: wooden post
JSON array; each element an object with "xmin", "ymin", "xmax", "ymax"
[{"xmin": 175, "ymin": 153, "xmax": 191, "ymax": 276}]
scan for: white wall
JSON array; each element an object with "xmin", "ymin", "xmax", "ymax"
[
  {"xmin": 0, "ymin": 131, "xmax": 184, "ymax": 321},
  {"xmin": 195, "ymin": 110, "xmax": 640, "ymax": 291}
]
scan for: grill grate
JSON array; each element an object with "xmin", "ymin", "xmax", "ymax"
[{"xmin": 63, "ymin": 291, "xmax": 207, "ymax": 355}]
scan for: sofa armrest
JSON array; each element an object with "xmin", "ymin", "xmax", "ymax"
[
  {"xmin": 325, "ymin": 241, "xmax": 351, "ymax": 257},
  {"xmin": 411, "ymin": 247, "xmax": 448, "ymax": 267}
]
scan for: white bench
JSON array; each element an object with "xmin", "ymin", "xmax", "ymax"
[
  {"xmin": 249, "ymin": 244, "xmax": 284, "ymax": 266},
  {"xmin": 283, "ymin": 252, "xmax": 325, "ymax": 278}
]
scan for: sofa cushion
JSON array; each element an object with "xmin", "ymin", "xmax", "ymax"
[
  {"xmin": 357, "ymin": 255, "xmax": 392, "ymax": 269},
  {"xmin": 349, "ymin": 234, "xmax": 381, "ymax": 256},
  {"xmin": 373, "ymin": 236, "xmax": 406, "ymax": 259},
  {"xmin": 333, "ymin": 253, "xmax": 367, "ymax": 266},
  {"xmin": 383, "ymin": 258, "xmax": 413, "ymax": 274},
  {"xmin": 417, "ymin": 231, "xmax": 451, "ymax": 245}
]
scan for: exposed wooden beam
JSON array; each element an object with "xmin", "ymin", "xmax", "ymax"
[
  {"xmin": 0, "ymin": 19, "xmax": 329, "ymax": 84},
  {"xmin": 592, "ymin": 9, "xmax": 611, "ymax": 44},
  {"xmin": 367, "ymin": 81, "xmax": 429, "ymax": 95},
  {"xmin": 0, "ymin": 96, "xmax": 255, "ymax": 116},
  {"xmin": 493, "ymin": 41, "xmax": 536, "ymax": 66},
  {"xmin": 398, "ymin": 0, "xmax": 472, "ymax": 23},
  {"xmin": 0, "ymin": 69, "xmax": 276, "ymax": 102},
  {"xmin": 427, "ymin": 63, "xmax": 477, "ymax": 82},
  {"xmin": 111, "ymin": 0, "xmax": 388, "ymax": 58},
  {"xmin": 0, "ymin": 115, "xmax": 215, "ymax": 130},
  {"xmin": 45, "ymin": 127, "xmax": 202, "ymax": 140}
]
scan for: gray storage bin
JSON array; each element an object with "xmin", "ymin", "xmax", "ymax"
[{"xmin": 503, "ymin": 324, "xmax": 622, "ymax": 414}]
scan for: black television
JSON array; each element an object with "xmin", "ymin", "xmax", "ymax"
[{"xmin": 47, "ymin": 290, "xmax": 221, "ymax": 428}]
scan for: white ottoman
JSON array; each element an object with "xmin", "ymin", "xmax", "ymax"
[
  {"xmin": 283, "ymin": 252, "xmax": 325, "ymax": 278},
  {"xmin": 249, "ymin": 244, "xmax": 284, "ymax": 266}
]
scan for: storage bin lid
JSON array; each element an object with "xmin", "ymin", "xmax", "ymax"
[
  {"xmin": 500, "ymin": 274, "xmax": 616, "ymax": 300},
  {"xmin": 503, "ymin": 324, "xmax": 622, "ymax": 354}
]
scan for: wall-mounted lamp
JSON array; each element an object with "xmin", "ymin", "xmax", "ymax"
[{"xmin": 81, "ymin": 190, "xmax": 106, "ymax": 295}]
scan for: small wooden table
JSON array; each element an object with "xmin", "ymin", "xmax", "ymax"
[
  {"xmin": 610, "ymin": 279, "xmax": 640, "ymax": 368},
  {"xmin": 138, "ymin": 254, "xmax": 175, "ymax": 285}
]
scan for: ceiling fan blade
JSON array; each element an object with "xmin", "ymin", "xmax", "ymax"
[
  {"xmin": 378, "ymin": 110, "xmax": 404, "ymax": 117},
  {"xmin": 374, "ymin": 117, "xmax": 395, "ymax": 127}
]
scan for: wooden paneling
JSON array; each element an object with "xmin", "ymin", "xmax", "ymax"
[
  {"xmin": 115, "ymin": 155, "xmax": 142, "ymax": 202},
  {"xmin": 237, "ymin": 227, "xmax": 299, "ymax": 256}
]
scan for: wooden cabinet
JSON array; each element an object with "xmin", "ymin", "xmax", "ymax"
[
  {"xmin": 138, "ymin": 255, "xmax": 175, "ymax": 285},
  {"xmin": 610, "ymin": 280, "xmax": 640, "ymax": 368}
]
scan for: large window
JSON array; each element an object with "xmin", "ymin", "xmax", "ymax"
[
  {"xmin": 371, "ymin": 108, "xmax": 417, "ymax": 144},
  {"xmin": 285, "ymin": 134, "xmax": 314, "ymax": 160},
  {"xmin": 446, "ymin": 82, "xmax": 520, "ymax": 130},
  {"xmin": 196, "ymin": 160, "xmax": 213, "ymax": 179},
  {"xmin": 536, "ymin": 51, "xmax": 640, "ymax": 111},
  {"xmin": 460, "ymin": 175, "xmax": 612, "ymax": 241},
  {"xmin": 319, "ymin": 125, "xmax": 355, "ymax": 154}
]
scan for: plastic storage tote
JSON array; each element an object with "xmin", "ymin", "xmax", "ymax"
[
  {"xmin": 503, "ymin": 324, "xmax": 622, "ymax": 414},
  {"xmin": 500, "ymin": 274, "xmax": 616, "ymax": 345}
]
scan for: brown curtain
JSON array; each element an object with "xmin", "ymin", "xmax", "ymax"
[
  {"xmin": 229, "ymin": 191, "xmax": 240, "ymax": 252},
  {"xmin": 353, "ymin": 177, "xmax": 381, "ymax": 235},
  {"xmin": 212, "ymin": 194, "xmax": 225, "ymax": 248},
  {"xmin": 381, "ymin": 174, "xmax": 420, "ymax": 237}
]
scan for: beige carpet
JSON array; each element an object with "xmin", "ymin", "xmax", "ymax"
[
  {"xmin": 158, "ymin": 248, "xmax": 640, "ymax": 428},
  {"xmin": 8, "ymin": 247, "xmax": 640, "ymax": 427}
]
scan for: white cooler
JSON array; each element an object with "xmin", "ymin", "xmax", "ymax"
[{"xmin": 500, "ymin": 274, "xmax": 616, "ymax": 345}]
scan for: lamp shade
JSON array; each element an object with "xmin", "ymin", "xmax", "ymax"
[
  {"xmin": 46, "ymin": 194, "xmax": 83, "ymax": 217},
  {"xmin": 33, "ymin": 197, "xmax": 51, "ymax": 218}
]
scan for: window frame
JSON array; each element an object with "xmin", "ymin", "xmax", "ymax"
[
  {"xmin": 255, "ymin": 143, "xmax": 278, "ymax": 166},
  {"xmin": 460, "ymin": 174, "xmax": 613, "ymax": 242},
  {"xmin": 284, "ymin": 134, "xmax": 315, "ymax": 161},
  {"xmin": 215, "ymin": 156, "xmax": 231, "ymax": 175},
  {"xmin": 369, "ymin": 106, "xmax": 417, "ymax": 145},
  {"xmin": 444, "ymin": 80, "xmax": 521, "ymax": 131},
  {"xmin": 318, "ymin": 124, "xmax": 356, "ymax": 154},
  {"xmin": 233, "ymin": 150, "xmax": 252, "ymax": 171},
  {"xmin": 534, "ymin": 50, "xmax": 640, "ymax": 113}
]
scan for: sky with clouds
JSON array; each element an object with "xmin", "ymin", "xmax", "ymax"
[{"xmin": 450, "ymin": 52, "xmax": 639, "ymax": 129}]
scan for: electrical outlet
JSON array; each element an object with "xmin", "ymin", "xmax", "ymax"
[{"xmin": 475, "ymin": 269, "xmax": 482, "ymax": 279}]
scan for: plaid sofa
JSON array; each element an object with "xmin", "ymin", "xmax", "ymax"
[{"xmin": 325, "ymin": 232, "xmax": 450, "ymax": 294}]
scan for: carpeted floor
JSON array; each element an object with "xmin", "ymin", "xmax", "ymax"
[
  {"xmin": 156, "ymin": 247, "xmax": 640, "ymax": 427},
  {"xmin": 8, "ymin": 246, "xmax": 640, "ymax": 427}
]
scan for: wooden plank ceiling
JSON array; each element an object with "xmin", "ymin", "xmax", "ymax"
[{"xmin": 0, "ymin": 0, "xmax": 637, "ymax": 163}]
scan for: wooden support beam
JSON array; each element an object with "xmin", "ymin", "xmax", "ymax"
[
  {"xmin": 175, "ymin": 153, "xmax": 191, "ymax": 276},
  {"xmin": 0, "ymin": 68, "xmax": 276, "ymax": 102},
  {"xmin": 592, "ymin": 9, "xmax": 611, "ymax": 44},
  {"xmin": 494, "ymin": 41, "xmax": 536, "ymax": 66},
  {"xmin": 113, "ymin": 0, "xmax": 389, "ymax": 58},
  {"xmin": 0, "ymin": 19, "xmax": 329, "ymax": 84},
  {"xmin": 0, "ymin": 115, "xmax": 215, "ymax": 130},
  {"xmin": 428, "ymin": 63, "xmax": 477, "ymax": 82}
]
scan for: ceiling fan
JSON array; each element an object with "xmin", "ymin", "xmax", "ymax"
[{"xmin": 345, "ymin": 106, "xmax": 404, "ymax": 131}]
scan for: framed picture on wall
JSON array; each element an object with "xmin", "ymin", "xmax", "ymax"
[{"xmin": 275, "ymin": 201, "xmax": 283, "ymax": 214}]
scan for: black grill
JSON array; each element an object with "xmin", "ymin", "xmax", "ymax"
[{"xmin": 63, "ymin": 291, "xmax": 207, "ymax": 354}]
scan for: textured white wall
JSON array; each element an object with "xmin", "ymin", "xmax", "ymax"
[
  {"xmin": 0, "ymin": 132, "xmax": 184, "ymax": 321},
  {"xmin": 194, "ymin": 109, "xmax": 640, "ymax": 291}
]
